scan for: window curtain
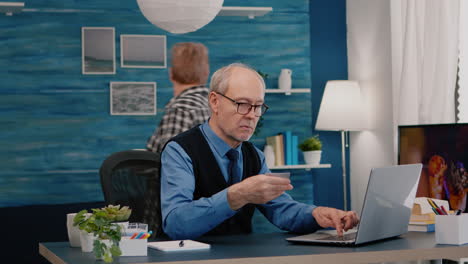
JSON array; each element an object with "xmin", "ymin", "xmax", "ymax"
[
  {"xmin": 458, "ymin": 0, "xmax": 468, "ymax": 122},
  {"xmin": 391, "ymin": 0, "xmax": 459, "ymax": 126}
]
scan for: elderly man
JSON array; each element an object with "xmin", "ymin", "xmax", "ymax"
[{"xmin": 160, "ymin": 63, "xmax": 359, "ymax": 239}]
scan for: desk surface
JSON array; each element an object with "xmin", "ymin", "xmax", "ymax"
[{"xmin": 40, "ymin": 232, "xmax": 468, "ymax": 264}]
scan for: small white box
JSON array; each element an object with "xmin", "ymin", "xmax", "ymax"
[
  {"xmin": 120, "ymin": 237, "xmax": 147, "ymax": 256},
  {"xmin": 435, "ymin": 214, "xmax": 468, "ymax": 245}
]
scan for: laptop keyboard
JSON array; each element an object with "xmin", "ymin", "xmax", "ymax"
[{"xmin": 316, "ymin": 232, "xmax": 357, "ymax": 242}]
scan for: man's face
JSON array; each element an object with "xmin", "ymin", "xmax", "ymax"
[{"xmin": 210, "ymin": 67, "xmax": 264, "ymax": 147}]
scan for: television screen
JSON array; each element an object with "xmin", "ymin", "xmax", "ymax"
[{"xmin": 398, "ymin": 123, "xmax": 468, "ymax": 212}]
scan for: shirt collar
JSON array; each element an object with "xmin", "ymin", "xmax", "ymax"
[
  {"xmin": 165, "ymin": 85, "xmax": 207, "ymax": 109},
  {"xmin": 200, "ymin": 121, "xmax": 242, "ymax": 157},
  {"xmin": 178, "ymin": 85, "xmax": 206, "ymax": 97}
]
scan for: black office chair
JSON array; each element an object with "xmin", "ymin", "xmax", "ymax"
[{"xmin": 99, "ymin": 149, "xmax": 163, "ymax": 237}]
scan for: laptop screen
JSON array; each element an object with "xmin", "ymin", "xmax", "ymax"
[{"xmin": 355, "ymin": 164, "xmax": 422, "ymax": 244}]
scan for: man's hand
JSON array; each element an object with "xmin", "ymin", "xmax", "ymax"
[
  {"xmin": 227, "ymin": 174, "xmax": 293, "ymax": 210},
  {"xmin": 312, "ymin": 207, "xmax": 360, "ymax": 236}
]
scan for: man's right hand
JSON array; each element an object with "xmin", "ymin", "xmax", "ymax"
[{"xmin": 227, "ymin": 174, "xmax": 293, "ymax": 210}]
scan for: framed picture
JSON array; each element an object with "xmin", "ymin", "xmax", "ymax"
[
  {"xmin": 121, "ymin": 35, "xmax": 166, "ymax": 68},
  {"xmin": 82, "ymin": 27, "xmax": 116, "ymax": 74},
  {"xmin": 110, "ymin": 82, "xmax": 157, "ymax": 115}
]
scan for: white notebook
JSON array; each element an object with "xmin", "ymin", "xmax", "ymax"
[{"xmin": 148, "ymin": 240, "xmax": 210, "ymax": 252}]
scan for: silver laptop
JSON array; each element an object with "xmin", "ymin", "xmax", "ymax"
[{"xmin": 287, "ymin": 164, "xmax": 422, "ymax": 246}]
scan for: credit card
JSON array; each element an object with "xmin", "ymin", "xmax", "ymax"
[{"xmin": 266, "ymin": 172, "xmax": 290, "ymax": 179}]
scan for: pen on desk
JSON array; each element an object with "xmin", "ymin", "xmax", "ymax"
[
  {"xmin": 179, "ymin": 240, "xmax": 184, "ymax": 247},
  {"xmin": 427, "ymin": 198, "xmax": 439, "ymax": 209},
  {"xmin": 440, "ymin": 205, "xmax": 449, "ymax": 215},
  {"xmin": 427, "ymin": 198, "xmax": 445, "ymax": 215}
]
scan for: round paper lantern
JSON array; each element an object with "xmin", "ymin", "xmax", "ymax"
[{"xmin": 136, "ymin": 0, "xmax": 224, "ymax": 34}]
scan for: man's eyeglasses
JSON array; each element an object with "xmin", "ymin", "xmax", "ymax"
[{"xmin": 216, "ymin": 92, "xmax": 269, "ymax": 117}]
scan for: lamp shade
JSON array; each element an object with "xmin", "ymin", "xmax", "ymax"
[
  {"xmin": 136, "ymin": 0, "xmax": 224, "ymax": 34},
  {"xmin": 315, "ymin": 80, "xmax": 365, "ymax": 131}
]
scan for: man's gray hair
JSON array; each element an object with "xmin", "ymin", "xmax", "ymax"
[{"xmin": 209, "ymin": 63, "xmax": 266, "ymax": 94}]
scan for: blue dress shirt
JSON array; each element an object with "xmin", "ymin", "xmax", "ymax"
[{"xmin": 161, "ymin": 122, "xmax": 320, "ymax": 239}]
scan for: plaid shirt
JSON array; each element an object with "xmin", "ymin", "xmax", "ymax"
[{"xmin": 146, "ymin": 86, "xmax": 210, "ymax": 153}]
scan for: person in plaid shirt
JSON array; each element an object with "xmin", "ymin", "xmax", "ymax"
[{"xmin": 146, "ymin": 42, "xmax": 211, "ymax": 153}]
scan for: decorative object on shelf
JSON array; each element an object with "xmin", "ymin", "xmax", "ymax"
[
  {"xmin": 136, "ymin": 0, "xmax": 223, "ymax": 34},
  {"xmin": 263, "ymin": 145, "xmax": 275, "ymax": 168},
  {"xmin": 278, "ymin": 68, "xmax": 292, "ymax": 91},
  {"xmin": 315, "ymin": 80, "xmax": 365, "ymax": 211},
  {"xmin": 298, "ymin": 135, "xmax": 322, "ymax": 165},
  {"xmin": 73, "ymin": 205, "xmax": 132, "ymax": 263}
]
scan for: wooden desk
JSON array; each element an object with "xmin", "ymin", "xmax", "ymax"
[{"xmin": 39, "ymin": 232, "xmax": 468, "ymax": 264}]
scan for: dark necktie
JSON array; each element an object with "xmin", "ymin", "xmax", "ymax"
[{"xmin": 226, "ymin": 149, "xmax": 240, "ymax": 185}]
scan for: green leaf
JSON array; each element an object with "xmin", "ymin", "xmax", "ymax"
[
  {"xmin": 110, "ymin": 244, "xmax": 122, "ymax": 257},
  {"xmin": 298, "ymin": 135, "xmax": 322, "ymax": 151}
]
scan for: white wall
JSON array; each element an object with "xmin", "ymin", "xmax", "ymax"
[{"xmin": 346, "ymin": 0, "xmax": 395, "ymax": 214}]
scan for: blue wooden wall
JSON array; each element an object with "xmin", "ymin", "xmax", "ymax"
[{"xmin": 0, "ymin": 0, "xmax": 348, "ymax": 227}]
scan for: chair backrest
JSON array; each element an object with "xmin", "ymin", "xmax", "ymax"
[{"xmin": 99, "ymin": 150, "xmax": 163, "ymax": 237}]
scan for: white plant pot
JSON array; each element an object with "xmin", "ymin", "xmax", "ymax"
[
  {"xmin": 66, "ymin": 213, "xmax": 81, "ymax": 247},
  {"xmin": 80, "ymin": 231, "xmax": 95, "ymax": 252},
  {"xmin": 303, "ymin": 150, "xmax": 322, "ymax": 165}
]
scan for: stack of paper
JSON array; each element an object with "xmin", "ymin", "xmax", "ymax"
[{"xmin": 148, "ymin": 240, "xmax": 210, "ymax": 252}]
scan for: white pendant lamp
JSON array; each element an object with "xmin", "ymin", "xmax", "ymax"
[{"xmin": 136, "ymin": 0, "xmax": 224, "ymax": 34}]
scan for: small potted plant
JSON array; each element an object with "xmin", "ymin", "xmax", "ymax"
[
  {"xmin": 298, "ymin": 135, "xmax": 322, "ymax": 165},
  {"xmin": 73, "ymin": 205, "xmax": 132, "ymax": 263}
]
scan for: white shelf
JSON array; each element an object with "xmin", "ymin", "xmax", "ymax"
[
  {"xmin": 219, "ymin": 6, "xmax": 272, "ymax": 19},
  {"xmin": 265, "ymin": 88, "xmax": 311, "ymax": 95},
  {"xmin": 0, "ymin": 2, "xmax": 24, "ymax": 16},
  {"xmin": 270, "ymin": 164, "xmax": 331, "ymax": 170}
]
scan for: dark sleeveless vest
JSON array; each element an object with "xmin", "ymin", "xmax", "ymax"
[{"xmin": 167, "ymin": 125, "xmax": 261, "ymax": 235}]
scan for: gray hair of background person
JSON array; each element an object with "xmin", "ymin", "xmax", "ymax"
[
  {"xmin": 171, "ymin": 42, "xmax": 210, "ymax": 85},
  {"xmin": 210, "ymin": 63, "xmax": 266, "ymax": 94}
]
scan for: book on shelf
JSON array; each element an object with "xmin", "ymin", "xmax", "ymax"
[
  {"xmin": 266, "ymin": 134, "xmax": 284, "ymax": 166},
  {"xmin": 282, "ymin": 131, "xmax": 292, "ymax": 165},
  {"xmin": 276, "ymin": 134, "xmax": 285, "ymax": 166},
  {"xmin": 291, "ymin": 135, "xmax": 298, "ymax": 165},
  {"xmin": 266, "ymin": 132, "xmax": 301, "ymax": 167}
]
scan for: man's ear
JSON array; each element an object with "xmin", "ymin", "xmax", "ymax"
[{"xmin": 209, "ymin": 92, "xmax": 219, "ymax": 114}]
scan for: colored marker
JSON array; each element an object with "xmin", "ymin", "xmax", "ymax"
[
  {"xmin": 135, "ymin": 232, "xmax": 145, "ymax": 239},
  {"xmin": 440, "ymin": 205, "xmax": 449, "ymax": 215}
]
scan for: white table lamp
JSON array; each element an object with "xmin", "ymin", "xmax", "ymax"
[{"xmin": 315, "ymin": 80, "xmax": 365, "ymax": 210}]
